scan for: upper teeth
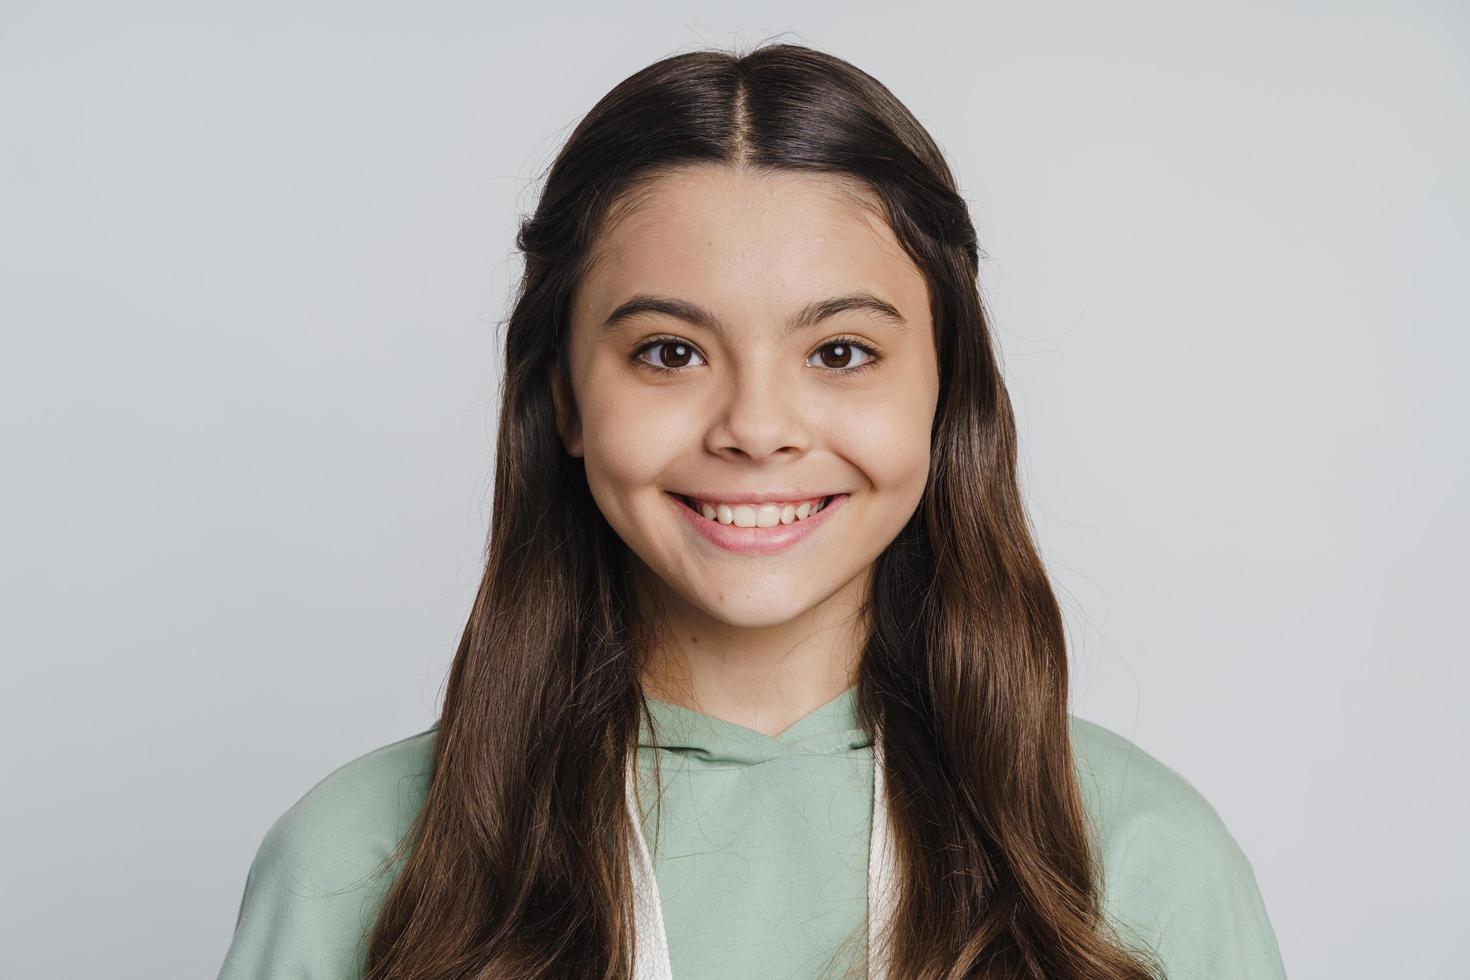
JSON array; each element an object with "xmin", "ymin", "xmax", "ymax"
[{"xmin": 686, "ymin": 495, "xmax": 831, "ymax": 527}]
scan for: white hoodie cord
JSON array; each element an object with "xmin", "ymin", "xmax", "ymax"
[
  {"xmin": 625, "ymin": 727, "xmax": 895, "ymax": 979},
  {"xmin": 867, "ymin": 729, "xmax": 897, "ymax": 980},
  {"xmin": 625, "ymin": 756, "xmax": 674, "ymax": 980}
]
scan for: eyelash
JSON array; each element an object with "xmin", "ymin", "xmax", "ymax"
[{"xmin": 629, "ymin": 334, "xmax": 883, "ymax": 377}]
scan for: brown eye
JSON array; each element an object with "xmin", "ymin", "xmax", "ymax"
[
  {"xmin": 810, "ymin": 340, "xmax": 877, "ymax": 371},
  {"xmin": 633, "ymin": 338, "xmax": 706, "ymax": 373},
  {"xmin": 655, "ymin": 341, "xmax": 695, "ymax": 368}
]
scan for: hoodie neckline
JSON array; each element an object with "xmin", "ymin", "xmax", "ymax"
[{"xmin": 637, "ymin": 682, "xmax": 871, "ymax": 765}]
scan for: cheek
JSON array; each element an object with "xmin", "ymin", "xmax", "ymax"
[
  {"xmin": 828, "ymin": 391, "xmax": 933, "ymax": 499},
  {"xmin": 577, "ymin": 381, "xmax": 687, "ymax": 491}
]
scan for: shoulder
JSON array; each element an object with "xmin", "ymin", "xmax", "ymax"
[
  {"xmin": 1066, "ymin": 714, "xmax": 1288, "ymax": 979},
  {"xmin": 217, "ymin": 726, "xmax": 439, "ymax": 979},
  {"xmin": 257, "ymin": 725, "xmax": 439, "ymax": 867},
  {"xmin": 1067, "ymin": 713, "xmax": 1228, "ymax": 847}
]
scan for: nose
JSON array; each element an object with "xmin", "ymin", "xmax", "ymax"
[{"xmin": 705, "ymin": 365, "xmax": 813, "ymax": 461}]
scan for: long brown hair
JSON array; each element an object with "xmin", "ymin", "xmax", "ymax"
[{"xmin": 362, "ymin": 41, "xmax": 1165, "ymax": 980}]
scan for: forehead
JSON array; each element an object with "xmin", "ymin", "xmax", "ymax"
[{"xmin": 576, "ymin": 165, "xmax": 927, "ymax": 324}]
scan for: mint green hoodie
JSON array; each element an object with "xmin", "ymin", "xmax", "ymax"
[{"xmin": 217, "ymin": 685, "xmax": 1287, "ymax": 978}]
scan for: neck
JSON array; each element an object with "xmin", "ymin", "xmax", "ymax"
[{"xmin": 633, "ymin": 566, "xmax": 869, "ymax": 739}]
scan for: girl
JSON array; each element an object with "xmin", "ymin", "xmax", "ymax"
[{"xmin": 218, "ymin": 42, "xmax": 1287, "ymax": 980}]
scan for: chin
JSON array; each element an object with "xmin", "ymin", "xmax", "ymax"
[{"xmin": 689, "ymin": 590, "xmax": 819, "ymax": 630}]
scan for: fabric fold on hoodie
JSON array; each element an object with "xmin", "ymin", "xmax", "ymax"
[{"xmin": 628, "ymin": 683, "xmax": 880, "ymax": 980}]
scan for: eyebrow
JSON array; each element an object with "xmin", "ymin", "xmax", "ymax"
[{"xmin": 600, "ymin": 292, "xmax": 909, "ymax": 337}]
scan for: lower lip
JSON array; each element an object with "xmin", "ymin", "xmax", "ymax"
[{"xmin": 667, "ymin": 492, "xmax": 850, "ymax": 555}]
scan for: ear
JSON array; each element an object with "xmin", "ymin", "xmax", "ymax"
[{"xmin": 547, "ymin": 360, "xmax": 584, "ymax": 458}]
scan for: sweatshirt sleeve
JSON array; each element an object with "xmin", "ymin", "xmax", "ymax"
[
  {"xmin": 1100, "ymin": 801, "xmax": 1288, "ymax": 980},
  {"xmin": 1072, "ymin": 716, "xmax": 1288, "ymax": 980},
  {"xmin": 216, "ymin": 731, "xmax": 435, "ymax": 980},
  {"xmin": 215, "ymin": 799, "xmax": 397, "ymax": 979}
]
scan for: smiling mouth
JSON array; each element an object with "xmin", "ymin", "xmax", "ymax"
[{"xmin": 672, "ymin": 493, "xmax": 836, "ymax": 523}]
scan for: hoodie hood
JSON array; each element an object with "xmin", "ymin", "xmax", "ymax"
[
  {"xmin": 636, "ymin": 682, "xmax": 872, "ymax": 765},
  {"xmin": 625, "ymin": 681, "xmax": 897, "ymax": 980}
]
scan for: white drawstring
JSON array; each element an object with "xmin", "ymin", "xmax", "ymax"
[
  {"xmin": 626, "ymin": 729, "xmax": 895, "ymax": 979},
  {"xmin": 867, "ymin": 730, "xmax": 896, "ymax": 980},
  {"xmin": 624, "ymin": 755, "xmax": 674, "ymax": 980}
]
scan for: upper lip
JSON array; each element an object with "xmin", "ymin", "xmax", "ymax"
[{"xmin": 669, "ymin": 489, "xmax": 842, "ymax": 505}]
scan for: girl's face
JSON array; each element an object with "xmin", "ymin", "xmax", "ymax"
[{"xmin": 553, "ymin": 164, "xmax": 939, "ymax": 633}]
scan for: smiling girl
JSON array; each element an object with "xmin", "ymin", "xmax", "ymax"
[{"xmin": 218, "ymin": 42, "xmax": 1287, "ymax": 980}]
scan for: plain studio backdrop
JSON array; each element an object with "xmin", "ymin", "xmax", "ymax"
[{"xmin": 1, "ymin": 2, "xmax": 1465, "ymax": 977}]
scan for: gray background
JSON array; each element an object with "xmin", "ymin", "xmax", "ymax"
[{"xmin": 2, "ymin": 2, "xmax": 1465, "ymax": 977}]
